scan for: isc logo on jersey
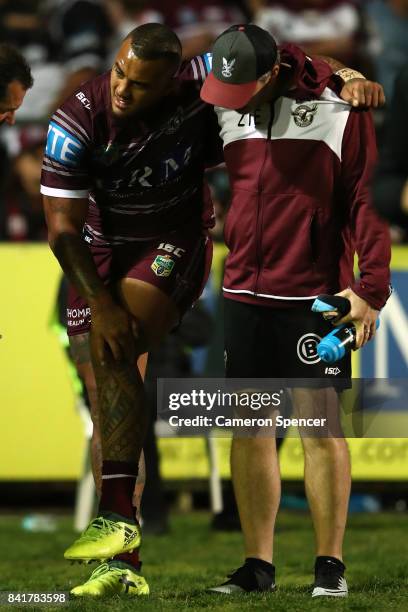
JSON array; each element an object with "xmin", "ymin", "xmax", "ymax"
[{"xmin": 46, "ymin": 122, "xmax": 84, "ymax": 167}]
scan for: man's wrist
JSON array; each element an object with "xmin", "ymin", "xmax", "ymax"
[
  {"xmin": 335, "ymin": 68, "xmax": 366, "ymax": 83},
  {"xmin": 88, "ymin": 290, "xmax": 115, "ymax": 310}
]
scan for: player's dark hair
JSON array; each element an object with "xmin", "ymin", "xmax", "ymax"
[
  {"xmin": 0, "ymin": 44, "xmax": 33, "ymax": 101},
  {"xmin": 127, "ymin": 23, "xmax": 182, "ymax": 72}
]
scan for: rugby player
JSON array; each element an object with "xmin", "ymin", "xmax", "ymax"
[
  {"xmin": 200, "ymin": 25, "xmax": 391, "ymax": 597},
  {"xmin": 42, "ymin": 22, "xmax": 386, "ymax": 598},
  {"xmin": 0, "ymin": 43, "xmax": 33, "ymax": 126}
]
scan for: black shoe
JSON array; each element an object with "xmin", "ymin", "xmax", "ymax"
[
  {"xmin": 209, "ymin": 558, "xmax": 276, "ymax": 594},
  {"xmin": 312, "ymin": 556, "xmax": 348, "ymax": 597}
]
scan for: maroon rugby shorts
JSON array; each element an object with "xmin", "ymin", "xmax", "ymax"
[{"xmin": 67, "ymin": 225, "xmax": 213, "ymax": 336}]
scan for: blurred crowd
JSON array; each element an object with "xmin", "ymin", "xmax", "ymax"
[{"xmin": 0, "ymin": 0, "xmax": 408, "ymax": 242}]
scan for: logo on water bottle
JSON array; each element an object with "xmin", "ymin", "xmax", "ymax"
[{"xmin": 297, "ymin": 333, "xmax": 321, "ymax": 364}]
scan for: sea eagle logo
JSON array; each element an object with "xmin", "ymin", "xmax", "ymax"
[
  {"xmin": 222, "ymin": 57, "xmax": 236, "ymax": 78},
  {"xmin": 292, "ymin": 103, "xmax": 318, "ymax": 127}
]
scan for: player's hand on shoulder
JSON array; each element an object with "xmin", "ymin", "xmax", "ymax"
[
  {"xmin": 339, "ymin": 79, "xmax": 385, "ymax": 109},
  {"xmin": 90, "ymin": 295, "xmax": 139, "ymax": 365},
  {"xmin": 335, "ymin": 288, "xmax": 379, "ymax": 349}
]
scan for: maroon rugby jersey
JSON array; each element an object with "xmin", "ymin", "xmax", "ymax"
[{"xmin": 40, "ymin": 56, "xmax": 221, "ymax": 246}]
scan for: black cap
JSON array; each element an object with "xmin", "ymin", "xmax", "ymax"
[{"xmin": 201, "ymin": 24, "xmax": 278, "ymax": 109}]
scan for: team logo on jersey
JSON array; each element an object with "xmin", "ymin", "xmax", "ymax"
[
  {"xmin": 296, "ymin": 333, "xmax": 321, "ymax": 364},
  {"xmin": 292, "ymin": 103, "xmax": 318, "ymax": 127},
  {"xmin": 164, "ymin": 106, "xmax": 184, "ymax": 134},
  {"xmin": 151, "ymin": 254, "xmax": 175, "ymax": 277},
  {"xmin": 222, "ymin": 57, "xmax": 236, "ymax": 78}
]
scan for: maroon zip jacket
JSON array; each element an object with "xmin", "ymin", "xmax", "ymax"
[{"xmin": 213, "ymin": 63, "xmax": 391, "ymax": 311}]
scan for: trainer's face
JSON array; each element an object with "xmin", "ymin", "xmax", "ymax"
[
  {"xmin": 110, "ymin": 39, "xmax": 178, "ymax": 118},
  {"xmin": 0, "ymin": 80, "xmax": 27, "ymax": 127},
  {"xmin": 235, "ymin": 64, "xmax": 280, "ymax": 114}
]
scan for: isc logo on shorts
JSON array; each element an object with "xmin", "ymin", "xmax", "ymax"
[{"xmin": 296, "ymin": 333, "xmax": 321, "ymax": 364}]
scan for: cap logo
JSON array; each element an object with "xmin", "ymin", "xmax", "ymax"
[{"xmin": 222, "ymin": 57, "xmax": 236, "ymax": 78}]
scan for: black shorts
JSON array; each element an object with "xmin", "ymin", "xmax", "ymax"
[{"xmin": 224, "ymin": 297, "xmax": 351, "ymax": 386}]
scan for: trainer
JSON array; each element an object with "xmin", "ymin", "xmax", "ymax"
[
  {"xmin": 201, "ymin": 24, "xmax": 391, "ymax": 598},
  {"xmin": 0, "ymin": 43, "xmax": 33, "ymax": 126}
]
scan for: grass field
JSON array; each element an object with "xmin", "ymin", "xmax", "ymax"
[{"xmin": 0, "ymin": 511, "xmax": 407, "ymax": 611}]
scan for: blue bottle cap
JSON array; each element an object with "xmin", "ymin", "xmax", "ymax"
[{"xmin": 317, "ymin": 335, "xmax": 346, "ymax": 364}]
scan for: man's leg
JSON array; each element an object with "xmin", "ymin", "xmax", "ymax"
[
  {"xmin": 92, "ymin": 278, "xmax": 178, "ymax": 510},
  {"xmin": 293, "ymin": 387, "xmax": 350, "ymax": 597},
  {"xmin": 67, "ymin": 280, "xmax": 178, "ymax": 598},
  {"xmin": 69, "ymin": 333, "xmax": 147, "ymax": 499},
  {"xmin": 210, "ymin": 299, "xmax": 278, "ymax": 593},
  {"xmin": 231, "ymin": 436, "xmax": 281, "ymax": 563}
]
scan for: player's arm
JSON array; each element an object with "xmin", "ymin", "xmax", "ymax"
[
  {"xmin": 44, "ymin": 196, "xmax": 106, "ymax": 300},
  {"xmin": 336, "ymin": 110, "xmax": 391, "ymax": 348},
  {"xmin": 43, "ymin": 196, "xmax": 137, "ymax": 365},
  {"xmin": 313, "ymin": 55, "xmax": 385, "ymax": 108},
  {"xmin": 44, "ymin": 196, "xmax": 138, "ymax": 365}
]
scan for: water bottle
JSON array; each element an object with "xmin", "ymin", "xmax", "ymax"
[{"xmin": 312, "ymin": 294, "xmax": 380, "ymax": 364}]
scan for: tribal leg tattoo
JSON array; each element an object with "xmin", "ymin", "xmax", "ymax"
[
  {"xmin": 70, "ymin": 333, "xmax": 103, "ymax": 493},
  {"xmin": 90, "ymin": 341, "xmax": 148, "ymax": 464}
]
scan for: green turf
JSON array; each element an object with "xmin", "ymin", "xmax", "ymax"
[{"xmin": 0, "ymin": 511, "xmax": 407, "ymax": 611}]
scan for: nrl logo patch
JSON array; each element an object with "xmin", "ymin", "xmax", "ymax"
[
  {"xmin": 151, "ymin": 254, "xmax": 175, "ymax": 277},
  {"xmin": 292, "ymin": 103, "xmax": 318, "ymax": 127},
  {"xmin": 222, "ymin": 57, "xmax": 236, "ymax": 78}
]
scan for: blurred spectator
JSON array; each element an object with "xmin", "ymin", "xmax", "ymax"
[
  {"xmin": 0, "ymin": 1, "xmax": 60, "ymax": 121},
  {"xmin": 0, "ymin": 42, "xmax": 33, "ymax": 126},
  {"xmin": 249, "ymin": 0, "xmax": 361, "ymax": 65},
  {"xmin": 104, "ymin": 0, "xmax": 164, "ymax": 66},
  {"xmin": 158, "ymin": 0, "xmax": 247, "ymax": 59},
  {"xmin": 0, "ymin": 126, "xmax": 47, "ymax": 240},
  {"xmin": 365, "ymin": 0, "xmax": 408, "ymax": 100},
  {"xmin": 372, "ymin": 66, "xmax": 408, "ymax": 239},
  {"xmin": 47, "ymin": 0, "xmax": 112, "ymax": 111}
]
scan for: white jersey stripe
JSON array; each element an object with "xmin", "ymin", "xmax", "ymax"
[
  {"xmin": 191, "ymin": 57, "xmax": 199, "ymax": 81},
  {"xmin": 41, "ymin": 164, "xmax": 87, "ymax": 177},
  {"xmin": 51, "ymin": 114, "xmax": 88, "ymax": 146},
  {"xmin": 196, "ymin": 55, "xmax": 207, "ymax": 82},
  {"xmin": 40, "ymin": 185, "xmax": 89, "ymax": 198},
  {"xmin": 56, "ymin": 108, "xmax": 91, "ymax": 141}
]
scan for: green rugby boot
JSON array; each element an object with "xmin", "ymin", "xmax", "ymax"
[
  {"xmin": 70, "ymin": 561, "xmax": 149, "ymax": 597},
  {"xmin": 64, "ymin": 516, "xmax": 141, "ymax": 562}
]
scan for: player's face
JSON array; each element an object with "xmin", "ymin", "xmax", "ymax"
[
  {"xmin": 110, "ymin": 40, "xmax": 177, "ymax": 118},
  {"xmin": 0, "ymin": 80, "xmax": 27, "ymax": 127}
]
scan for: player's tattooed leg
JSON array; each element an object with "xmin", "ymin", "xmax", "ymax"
[
  {"xmin": 70, "ymin": 332, "xmax": 103, "ymax": 493},
  {"xmin": 90, "ymin": 335, "xmax": 148, "ymax": 464}
]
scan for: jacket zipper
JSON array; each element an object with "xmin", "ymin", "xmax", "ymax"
[{"xmin": 254, "ymin": 102, "xmax": 274, "ymax": 295}]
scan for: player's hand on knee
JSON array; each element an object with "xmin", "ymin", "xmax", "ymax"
[
  {"xmin": 340, "ymin": 79, "xmax": 385, "ymax": 108},
  {"xmin": 91, "ymin": 300, "xmax": 137, "ymax": 365},
  {"xmin": 335, "ymin": 288, "xmax": 379, "ymax": 349}
]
